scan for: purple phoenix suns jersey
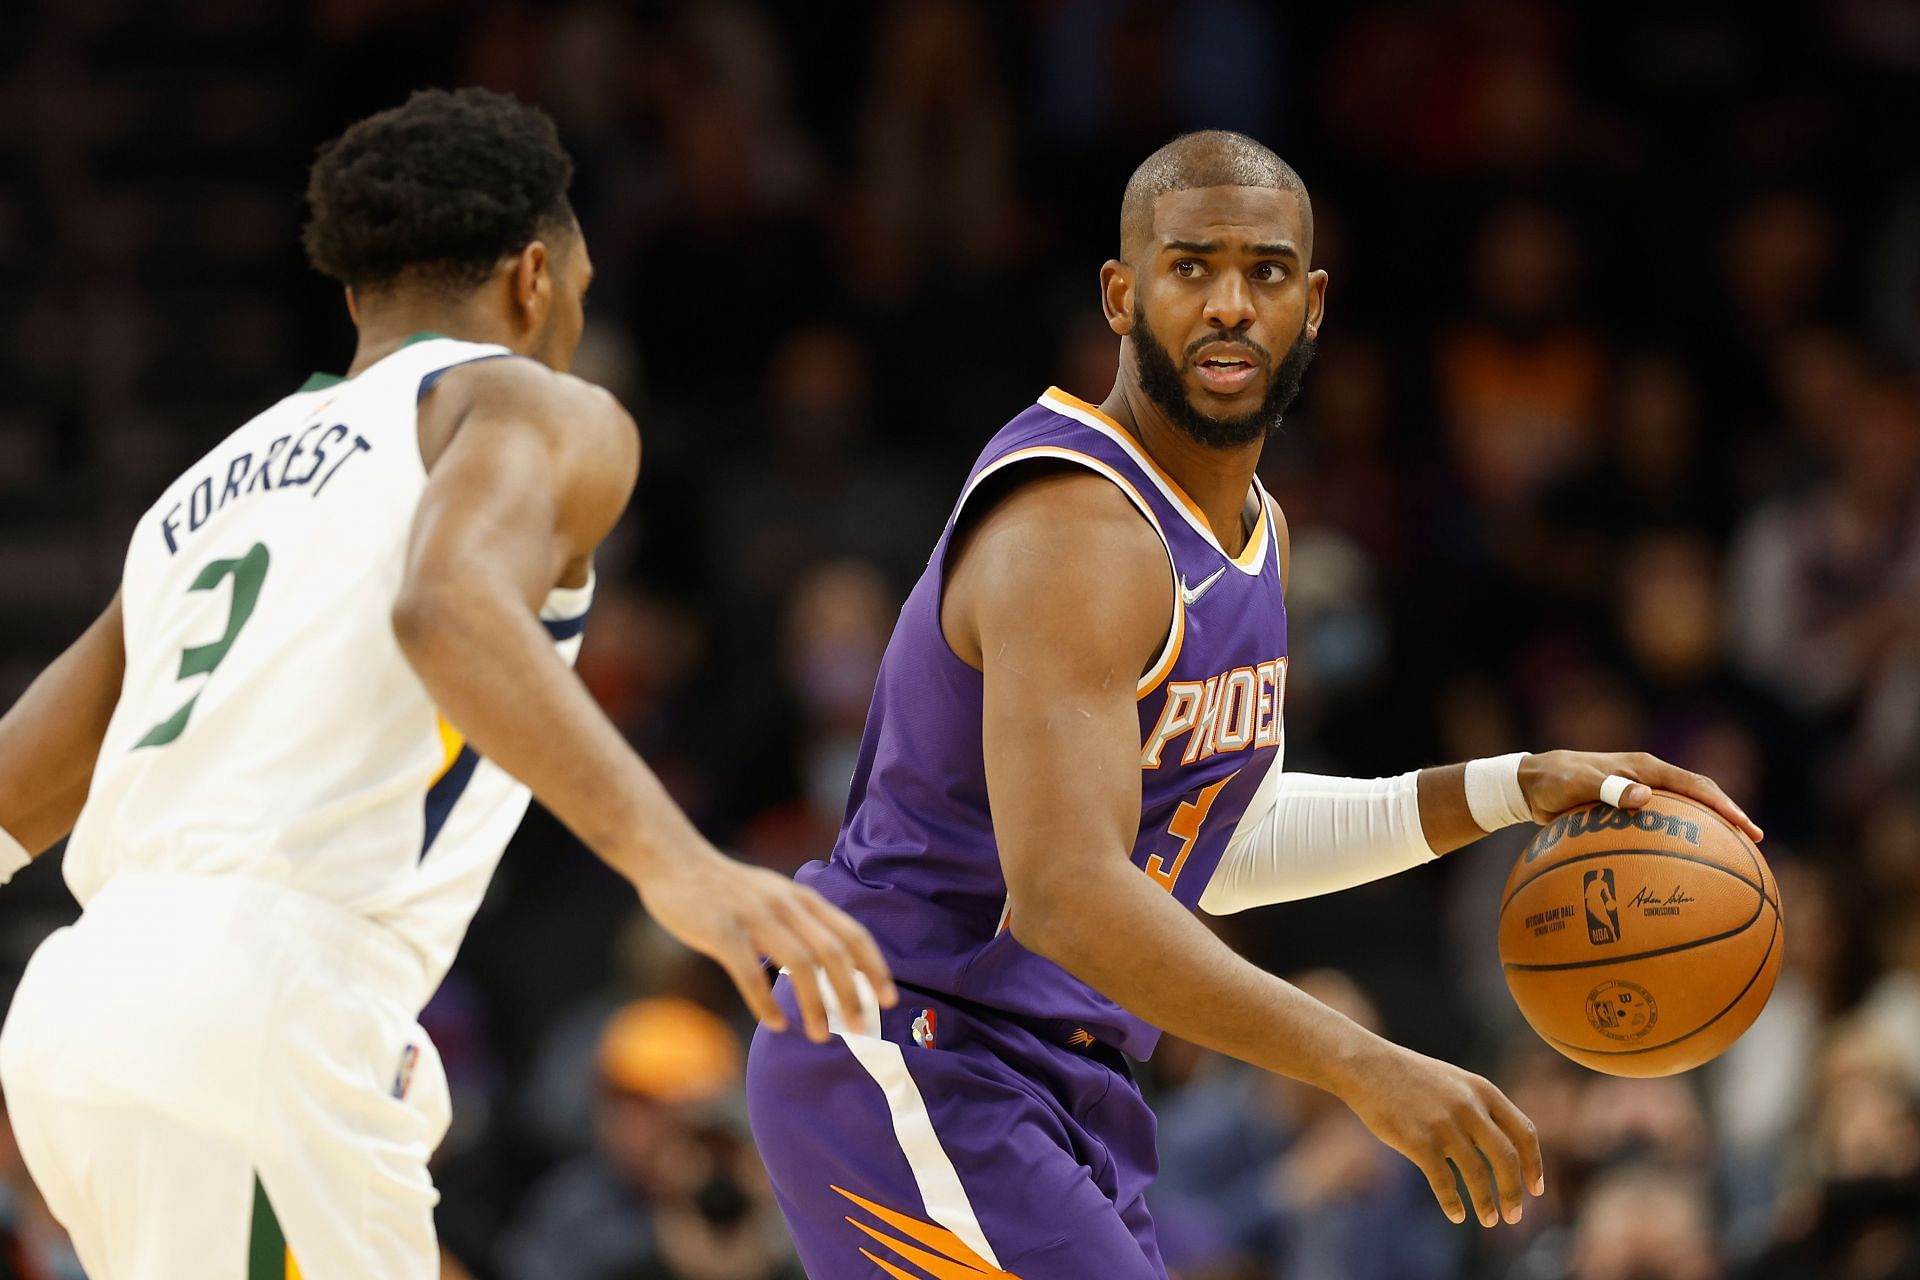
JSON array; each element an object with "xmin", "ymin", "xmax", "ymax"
[{"xmin": 797, "ymin": 387, "xmax": 1288, "ymax": 1059}]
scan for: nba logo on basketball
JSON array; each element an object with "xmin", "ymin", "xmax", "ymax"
[{"xmin": 1583, "ymin": 869, "xmax": 1620, "ymax": 945}]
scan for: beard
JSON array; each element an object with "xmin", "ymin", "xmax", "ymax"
[{"xmin": 1131, "ymin": 307, "xmax": 1318, "ymax": 448}]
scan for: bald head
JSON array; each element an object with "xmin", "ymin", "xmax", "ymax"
[{"xmin": 1120, "ymin": 131, "xmax": 1311, "ymax": 265}]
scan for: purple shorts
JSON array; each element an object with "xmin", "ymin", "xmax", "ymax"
[{"xmin": 746, "ymin": 975, "xmax": 1168, "ymax": 1279}]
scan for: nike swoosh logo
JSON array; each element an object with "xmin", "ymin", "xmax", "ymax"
[{"xmin": 1180, "ymin": 567, "xmax": 1227, "ymax": 607}]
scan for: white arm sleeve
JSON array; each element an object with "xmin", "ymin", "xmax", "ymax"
[{"xmin": 1198, "ymin": 753, "xmax": 1434, "ymax": 915}]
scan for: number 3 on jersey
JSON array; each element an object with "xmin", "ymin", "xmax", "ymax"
[
  {"xmin": 135, "ymin": 542, "xmax": 270, "ymax": 749},
  {"xmin": 1145, "ymin": 770, "xmax": 1239, "ymax": 892}
]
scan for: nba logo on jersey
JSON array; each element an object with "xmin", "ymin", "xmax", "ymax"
[
  {"xmin": 910, "ymin": 1009, "xmax": 937, "ymax": 1050},
  {"xmin": 391, "ymin": 1043, "xmax": 420, "ymax": 1099}
]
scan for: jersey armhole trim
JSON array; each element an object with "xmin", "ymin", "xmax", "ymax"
[
  {"xmin": 950, "ymin": 445, "xmax": 1184, "ymax": 699},
  {"xmin": 410, "ymin": 351, "xmax": 528, "ymax": 481},
  {"xmin": 417, "ymin": 352, "xmax": 517, "ymax": 404},
  {"xmin": 1039, "ymin": 387, "xmax": 1270, "ymax": 577}
]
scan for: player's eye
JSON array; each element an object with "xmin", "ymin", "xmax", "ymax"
[
  {"xmin": 1253, "ymin": 263, "xmax": 1287, "ymax": 283},
  {"xmin": 1172, "ymin": 259, "xmax": 1203, "ymax": 279}
]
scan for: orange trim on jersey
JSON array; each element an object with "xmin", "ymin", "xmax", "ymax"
[
  {"xmin": 1236, "ymin": 499, "xmax": 1271, "ymax": 572},
  {"xmin": 833, "ymin": 1186, "xmax": 1020, "ymax": 1278},
  {"xmin": 1137, "ymin": 589, "xmax": 1185, "ymax": 700},
  {"xmin": 1258, "ymin": 482, "xmax": 1285, "ymax": 582},
  {"xmin": 1040, "ymin": 388, "xmax": 1271, "ymax": 573},
  {"xmin": 961, "ymin": 444, "xmax": 1183, "ymax": 699},
  {"xmin": 432, "ymin": 715, "xmax": 465, "ymax": 784}
]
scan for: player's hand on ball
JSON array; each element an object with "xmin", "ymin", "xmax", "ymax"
[
  {"xmin": 638, "ymin": 853, "xmax": 899, "ymax": 1043},
  {"xmin": 1517, "ymin": 750, "xmax": 1762, "ymax": 842},
  {"xmin": 1338, "ymin": 1042, "xmax": 1544, "ymax": 1228}
]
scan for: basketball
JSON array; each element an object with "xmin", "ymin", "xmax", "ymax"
[{"xmin": 1498, "ymin": 790, "xmax": 1783, "ymax": 1077}]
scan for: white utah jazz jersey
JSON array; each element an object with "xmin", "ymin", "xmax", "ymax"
[{"xmin": 66, "ymin": 336, "xmax": 590, "ymax": 999}]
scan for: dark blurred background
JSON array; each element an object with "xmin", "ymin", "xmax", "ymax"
[{"xmin": 2, "ymin": 2, "xmax": 1919, "ymax": 1278}]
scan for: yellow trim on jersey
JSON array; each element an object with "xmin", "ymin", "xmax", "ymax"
[
  {"xmin": 433, "ymin": 715, "xmax": 465, "ymax": 783},
  {"xmin": 1039, "ymin": 388, "xmax": 1270, "ymax": 574},
  {"xmin": 286, "ymin": 1249, "xmax": 303, "ymax": 1280}
]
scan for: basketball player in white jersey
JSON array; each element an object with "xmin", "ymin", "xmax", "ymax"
[{"xmin": 0, "ymin": 88, "xmax": 895, "ymax": 1279}]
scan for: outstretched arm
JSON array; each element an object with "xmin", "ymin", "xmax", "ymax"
[
  {"xmin": 1201, "ymin": 502, "xmax": 1763, "ymax": 913},
  {"xmin": 946, "ymin": 469, "xmax": 1542, "ymax": 1230},
  {"xmin": 1199, "ymin": 751, "xmax": 1764, "ymax": 915},
  {"xmin": 0, "ymin": 593, "xmax": 126, "ymax": 865},
  {"xmin": 396, "ymin": 359, "xmax": 894, "ymax": 1041}
]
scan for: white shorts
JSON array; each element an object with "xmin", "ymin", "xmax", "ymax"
[{"xmin": 0, "ymin": 871, "xmax": 450, "ymax": 1279}]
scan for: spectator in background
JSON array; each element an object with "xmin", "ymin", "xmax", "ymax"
[
  {"xmin": 570, "ymin": 584, "xmax": 713, "ymax": 819},
  {"xmin": 1747, "ymin": 1021, "xmax": 1920, "ymax": 1279},
  {"xmin": 1607, "ymin": 532, "xmax": 1809, "ymax": 838},
  {"xmin": 1712, "ymin": 858, "xmax": 1838, "ymax": 1252},
  {"xmin": 1860, "ymin": 806, "xmax": 1920, "ymax": 1089},
  {"xmin": 1154, "ymin": 971, "xmax": 1463, "ymax": 1280},
  {"xmin": 1569, "ymin": 1163, "xmax": 1722, "ymax": 1280},
  {"xmin": 1727, "ymin": 374, "xmax": 1920, "ymax": 797},
  {"xmin": 1869, "ymin": 179, "xmax": 1920, "ymax": 375},
  {"xmin": 1482, "ymin": 1048, "xmax": 1721, "ymax": 1278},
  {"xmin": 1440, "ymin": 203, "xmax": 1605, "ymax": 526},
  {"xmin": 519, "ymin": 917, "xmax": 743, "ymax": 1160},
  {"xmin": 734, "ymin": 559, "xmax": 894, "ymax": 872},
  {"xmin": 498, "ymin": 998, "xmax": 796, "ymax": 1280},
  {"xmin": 1435, "ymin": 198, "xmax": 1611, "ymax": 658},
  {"xmin": 1534, "ymin": 356, "xmax": 1725, "ymax": 600},
  {"xmin": 1705, "ymin": 192, "xmax": 1841, "ymax": 472},
  {"xmin": 708, "ymin": 327, "xmax": 943, "ymax": 604},
  {"xmin": 1721, "ymin": 193, "xmax": 1838, "ymax": 355},
  {"xmin": 850, "ymin": 0, "xmax": 1018, "ymax": 309},
  {"xmin": 1320, "ymin": 0, "xmax": 1576, "ymax": 173},
  {"xmin": 1262, "ymin": 334, "xmax": 1410, "ymax": 579},
  {"xmin": 1761, "ymin": 328, "xmax": 1871, "ymax": 501}
]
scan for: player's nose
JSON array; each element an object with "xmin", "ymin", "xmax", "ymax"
[{"xmin": 1202, "ymin": 271, "xmax": 1257, "ymax": 331}]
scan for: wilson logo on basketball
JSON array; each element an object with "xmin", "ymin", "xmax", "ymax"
[
  {"xmin": 1583, "ymin": 869, "xmax": 1621, "ymax": 945},
  {"xmin": 1525, "ymin": 805, "xmax": 1703, "ymax": 862}
]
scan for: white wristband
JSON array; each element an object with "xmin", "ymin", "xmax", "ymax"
[
  {"xmin": 0, "ymin": 827, "xmax": 32, "ymax": 887},
  {"xmin": 1464, "ymin": 753, "xmax": 1533, "ymax": 832}
]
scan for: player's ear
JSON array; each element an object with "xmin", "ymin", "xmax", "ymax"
[
  {"xmin": 1305, "ymin": 268, "xmax": 1329, "ymax": 342},
  {"xmin": 1100, "ymin": 260, "xmax": 1135, "ymax": 336},
  {"xmin": 344, "ymin": 286, "xmax": 360, "ymax": 326},
  {"xmin": 510, "ymin": 241, "xmax": 551, "ymax": 327}
]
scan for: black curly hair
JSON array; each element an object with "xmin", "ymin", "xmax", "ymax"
[{"xmin": 303, "ymin": 87, "xmax": 576, "ymax": 294}]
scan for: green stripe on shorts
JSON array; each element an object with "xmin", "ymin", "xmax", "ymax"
[{"xmin": 248, "ymin": 1175, "xmax": 288, "ymax": 1280}]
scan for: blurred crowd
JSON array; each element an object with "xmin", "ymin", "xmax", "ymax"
[{"xmin": 4, "ymin": 1, "xmax": 1920, "ymax": 1277}]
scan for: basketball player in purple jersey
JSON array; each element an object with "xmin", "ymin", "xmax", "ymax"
[{"xmin": 746, "ymin": 132, "xmax": 1761, "ymax": 1279}]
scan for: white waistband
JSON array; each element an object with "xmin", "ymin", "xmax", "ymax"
[{"xmin": 80, "ymin": 870, "xmax": 433, "ymax": 1014}]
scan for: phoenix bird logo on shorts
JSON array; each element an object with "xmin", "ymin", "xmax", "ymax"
[
  {"xmin": 911, "ymin": 1009, "xmax": 937, "ymax": 1050},
  {"xmin": 833, "ymin": 1185, "xmax": 1022, "ymax": 1278},
  {"xmin": 1584, "ymin": 869, "xmax": 1621, "ymax": 945}
]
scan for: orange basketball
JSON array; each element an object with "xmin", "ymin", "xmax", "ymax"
[{"xmin": 1498, "ymin": 790, "xmax": 1783, "ymax": 1077}]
